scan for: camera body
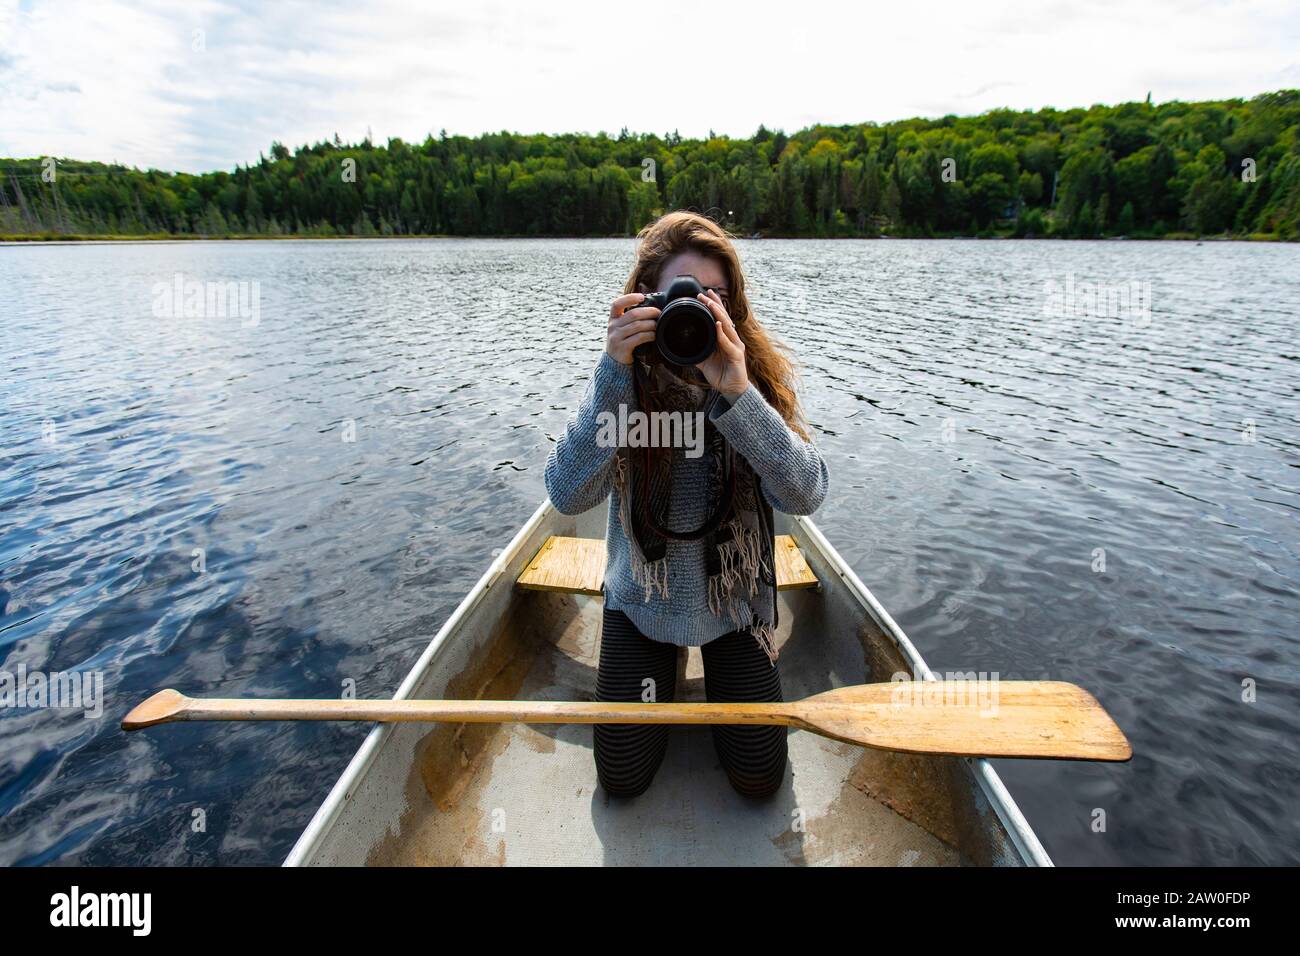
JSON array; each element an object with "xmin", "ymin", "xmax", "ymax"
[{"xmin": 632, "ymin": 274, "xmax": 717, "ymax": 366}]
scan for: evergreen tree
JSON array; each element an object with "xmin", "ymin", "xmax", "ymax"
[{"xmin": 2, "ymin": 91, "xmax": 1297, "ymax": 240}]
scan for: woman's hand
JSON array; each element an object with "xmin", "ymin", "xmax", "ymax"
[
  {"xmin": 606, "ymin": 292, "xmax": 660, "ymax": 366},
  {"xmin": 694, "ymin": 290, "xmax": 749, "ymax": 398}
]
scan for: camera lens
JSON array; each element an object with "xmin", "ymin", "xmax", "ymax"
[{"xmin": 657, "ymin": 300, "xmax": 716, "ymax": 366}]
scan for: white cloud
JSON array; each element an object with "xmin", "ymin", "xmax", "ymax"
[{"xmin": 1, "ymin": 0, "xmax": 1297, "ymax": 172}]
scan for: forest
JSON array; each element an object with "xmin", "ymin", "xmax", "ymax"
[{"xmin": 2, "ymin": 90, "xmax": 1298, "ymax": 240}]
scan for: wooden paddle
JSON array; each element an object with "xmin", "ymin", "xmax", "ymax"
[{"xmin": 122, "ymin": 680, "xmax": 1131, "ymax": 761}]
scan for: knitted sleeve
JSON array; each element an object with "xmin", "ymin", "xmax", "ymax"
[
  {"xmin": 544, "ymin": 351, "xmax": 636, "ymax": 515},
  {"xmin": 708, "ymin": 384, "xmax": 829, "ymax": 515}
]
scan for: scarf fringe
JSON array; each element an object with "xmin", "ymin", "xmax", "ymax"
[{"xmin": 751, "ymin": 619, "xmax": 780, "ymax": 666}]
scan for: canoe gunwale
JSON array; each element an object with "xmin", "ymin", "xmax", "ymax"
[{"xmin": 284, "ymin": 500, "xmax": 1052, "ymax": 867}]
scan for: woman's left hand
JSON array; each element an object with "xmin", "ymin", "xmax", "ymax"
[{"xmin": 694, "ymin": 290, "xmax": 749, "ymax": 398}]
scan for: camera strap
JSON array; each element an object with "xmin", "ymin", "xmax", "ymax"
[{"xmin": 636, "ymin": 438, "xmax": 736, "ymax": 541}]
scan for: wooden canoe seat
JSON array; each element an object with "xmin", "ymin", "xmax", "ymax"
[
  {"xmin": 772, "ymin": 534, "xmax": 819, "ymax": 590},
  {"xmin": 517, "ymin": 535, "xmax": 818, "ymax": 594},
  {"xmin": 516, "ymin": 536, "xmax": 606, "ymax": 595}
]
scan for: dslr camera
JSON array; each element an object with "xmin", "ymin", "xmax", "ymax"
[{"xmin": 632, "ymin": 274, "xmax": 717, "ymax": 366}]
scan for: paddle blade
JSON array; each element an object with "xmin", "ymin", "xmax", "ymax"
[
  {"xmin": 796, "ymin": 681, "xmax": 1132, "ymax": 761},
  {"xmin": 122, "ymin": 689, "xmax": 189, "ymax": 731}
]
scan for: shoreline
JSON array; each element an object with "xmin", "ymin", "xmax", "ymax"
[{"xmin": 2, "ymin": 232, "xmax": 1290, "ymax": 244}]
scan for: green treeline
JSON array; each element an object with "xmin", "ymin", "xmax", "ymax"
[{"xmin": 3, "ymin": 90, "xmax": 1299, "ymax": 241}]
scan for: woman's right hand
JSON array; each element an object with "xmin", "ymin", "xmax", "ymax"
[{"xmin": 606, "ymin": 293, "xmax": 660, "ymax": 366}]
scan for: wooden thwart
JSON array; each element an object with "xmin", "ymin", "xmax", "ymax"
[
  {"xmin": 516, "ymin": 536, "xmax": 605, "ymax": 595},
  {"xmin": 515, "ymin": 534, "xmax": 819, "ymax": 594},
  {"xmin": 773, "ymin": 534, "xmax": 818, "ymax": 589}
]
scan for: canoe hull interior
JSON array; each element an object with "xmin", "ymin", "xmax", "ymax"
[{"xmin": 286, "ymin": 501, "xmax": 1047, "ymax": 866}]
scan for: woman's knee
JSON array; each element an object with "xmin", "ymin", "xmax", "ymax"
[
  {"xmin": 712, "ymin": 725, "xmax": 788, "ymax": 798},
  {"xmin": 594, "ymin": 724, "xmax": 670, "ymax": 797}
]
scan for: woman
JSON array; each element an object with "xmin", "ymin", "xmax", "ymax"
[{"xmin": 545, "ymin": 211, "xmax": 828, "ymax": 799}]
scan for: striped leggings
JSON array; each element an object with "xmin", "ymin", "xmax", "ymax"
[{"xmin": 593, "ymin": 606, "xmax": 788, "ymax": 798}]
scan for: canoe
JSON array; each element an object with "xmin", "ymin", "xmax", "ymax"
[{"xmin": 284, "ymin": 500, "xmax": 1052, "ymax": 866}]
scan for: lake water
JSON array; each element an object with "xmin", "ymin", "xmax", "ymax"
[{"xmin": 1, "ymin": 237, "xmax": 1297, "ymax": 866}]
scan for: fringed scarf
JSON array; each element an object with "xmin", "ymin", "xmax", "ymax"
[{"xmin": 610, "ymin": 361, "xmax": 781, "ymax": 665}]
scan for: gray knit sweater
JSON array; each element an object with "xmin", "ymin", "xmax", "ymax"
[{"xmin": 545, "ymin": 352, "xmax": 829, "ymax": 646}]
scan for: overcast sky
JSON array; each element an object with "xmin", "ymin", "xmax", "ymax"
[{"xmin": 2, "ymin": 0, "xmax": 1298, "ymax": 172}]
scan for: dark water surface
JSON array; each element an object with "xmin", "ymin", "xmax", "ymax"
[{"xmin": 1, "ymin": 238, "xmax": 1297, "ymax": 866}]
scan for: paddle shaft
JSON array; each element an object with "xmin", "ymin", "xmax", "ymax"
[{"xmin": 135, "ymin": 695, "xmax": 800, "ymax": 729}]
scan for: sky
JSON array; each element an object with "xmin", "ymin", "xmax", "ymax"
[{"xmin": 2, "ymin": 0, "xmax": 1298, "ymax": 173}]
